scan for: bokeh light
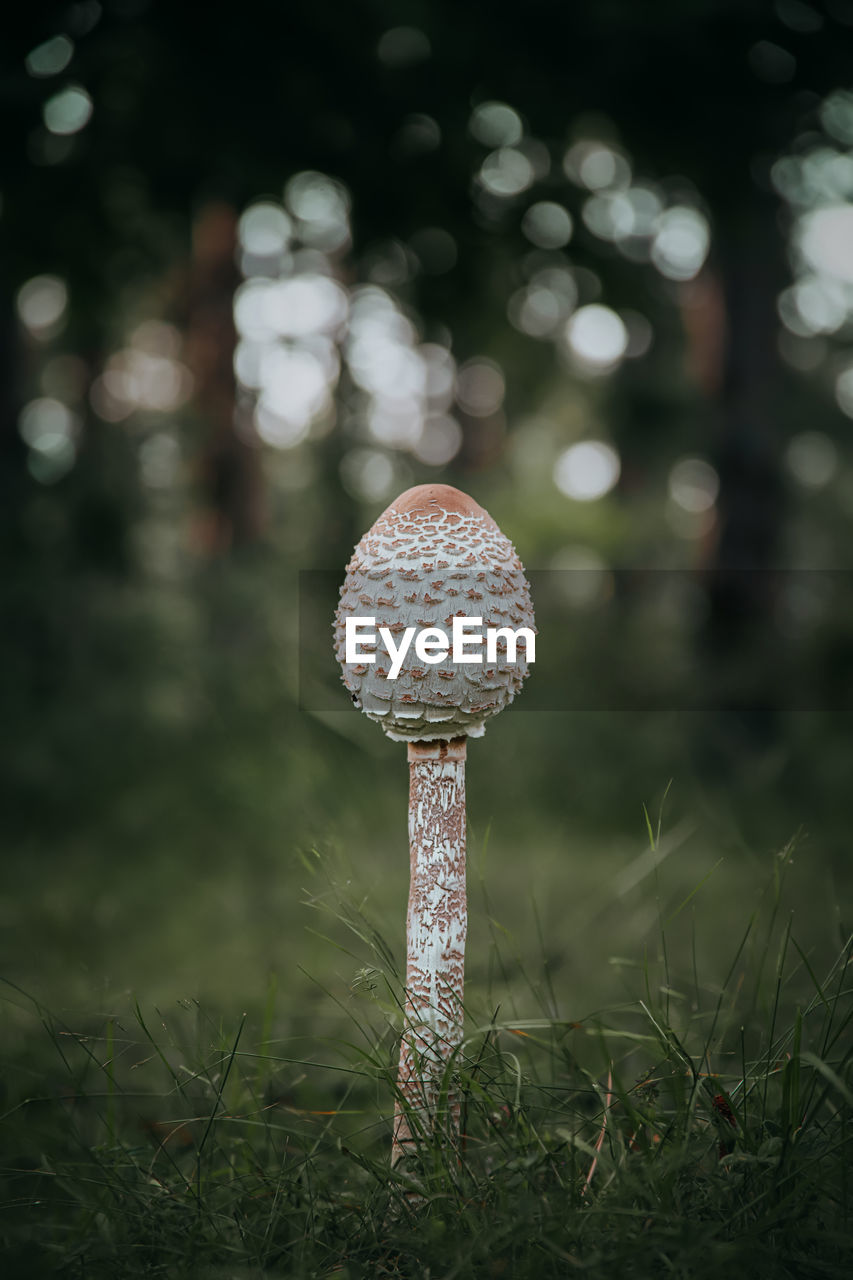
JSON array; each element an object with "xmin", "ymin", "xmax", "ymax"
[
  {"xmin": 347, "ymin": 295, "xmax": 422, "ymax": 399},
  {"xmin": 255, "ymin": 346, "xmax": 333, "ymax": 445},
  {"xmin": 778, "ymin": 276, "xmax": 848, "ymax": 336},
  {"xmin": 234, "ymin": 281, "xmax": 276, "ymax": 342},
  {"xmin": 238, "ymin": 202, "xmax": 293, "ymax": 259},
  {"xmin": 564, "ymin": 140, "xmax": 631, "ymax": 190},
  {"xmin": 254, "ymin": 404, "xmax": 312, "ymax": 450},
  {"xmin": 43, "ymin": 85, "xmax": 92, "ymax": 136},
  {"xmin": 650, "ymin": 206, "xmax": 710, "ymax": 281},
  {"xmin": 391, "ymin": 113, "xmax": 441, "ymax": 158},
  {"xmin": 376, "ymin": 26, "xmax": 431, "ymax": 69},
  {"xmin": 777, "ymin": 0, "xmax": 824, "ymax": 34},
  {"xmin": 836, "ymin": 365, "xmax": 853, "ymax": 418},
  {"xmin": 90, "ymin": 325, "xmax": 193, "ymax": 422},
  {"xmin": 508, "ymin": 284, "xmax": 565, "ymax": 338},
  {"xmin": 582, "ymin": 191, "xmax": 635, "ymax": 241},
  {"xmin": 785, "ymin": 431, "xmax": 839, "ymax": 488},
  {"xmin": 455, "ymin": 359, "xmax": 505, "ymax": 416},
  {"xmin": 748, "ymin": 40, "xmax": 796, "ymax": 84},
  {"xmin": 19, "ymin": 397, "xmax": 76, "ymax": 449},
  {"xmin": 554, "ymin": 440, "xmax": 621, "ymax": 500},
  {"xmin": 668, "ymin": 457, "xmax": 720, "ymax": 513},
  {"xmin": 525, "ymin": 264, "xmax": 579, "ymax": 319},
  {"xmin": 362, "ymin": 239, "xmax": 415, "ymax": 287},
  {"xmin": 773, "ymin": 103, "xmax": 853, "ymax": 370},
  {"xmin": 421, "ymin": 343, "xmax": 456, "ymax": 408},
  {"xmin": 25, "ymin": 34, "xmax": 74, "ymax": 77},
  {"xmin": 478, "ymin": 148, "xmax": 535, "ymax": 198},
  {"xmin": 16, "ymin": 274, "xmax": 68, "ymax": 339},
  {"xmin": 340, "ymin": 448, "xmax": 397, "ymax": 501},
  {"xmin": 469, "ymin": 101, "xmax": 523, "ymax": 148},
  {"xmin": 820, "ymin": 89, "xmax": 853, "ymax": 144},
  {"xmin": 624, "ymin": 185, "xmax": 664, "ymax": 235},
  {"xmin": 272, "ymin": 276, "xmax": 348, "ymax": 338},
  {"xmin": 564, "ymin": 304, "xmax": 628, "ymax": 371},
  {"xmin": 366, "ymin": 400, "xmax": 422, "ymax": 448},
  {"xmin": 799, "ymin": 205, "xmax": 853, "ymax": 285},
  {"xmin": 233, "ymin": 186, "xmax": 468, "ymax": 471},
  {"xmin": 412, "ymin": 413, "xmax": 464, "ymax": 465},
  {"xmin": 18, "ymin": 397, "xmax": 78, "ymax": 483},
  {"xmin": 622, "ymin": 310, "xmax": 654, "ymax": 358},
  {"xmin": 284, "ymin": 172, "xmax": 351, "ymax": 252},
  {"xmin": 521, "ymin": 201, "xmax": 573, "ymax": 249},
  {"xmin": 772, "ymin": 148, "xmax": 853, "ymax": 208}
]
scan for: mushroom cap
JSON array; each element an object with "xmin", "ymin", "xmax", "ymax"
[{"xmin": 334, "ymin": 484, "xmax": 535, "ymax": 742}]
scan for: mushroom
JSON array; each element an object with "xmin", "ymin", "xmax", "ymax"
[{"xmin": 334, "ymin": 483, "xmax": 535, "ymax": 1164}]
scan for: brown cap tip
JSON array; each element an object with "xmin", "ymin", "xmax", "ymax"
[{"xmin": 383, "ymin": 484, "xmax": 497, "ymax": 527}]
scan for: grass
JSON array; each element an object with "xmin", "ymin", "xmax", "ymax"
[{"xmin": 2, "ymin": 832, "xmax": 852, "ymax": 1278}]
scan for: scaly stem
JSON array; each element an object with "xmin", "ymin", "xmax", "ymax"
[{"xmin": 392, "ymin": 737, "xmax": 467, "ymax": 1166}]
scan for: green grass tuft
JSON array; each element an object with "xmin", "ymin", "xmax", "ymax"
[{"xmin": 2, "ymin": 835, "xmax": 852, "ymax": 1278}]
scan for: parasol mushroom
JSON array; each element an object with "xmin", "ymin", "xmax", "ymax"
[{"xmin": 334, "ymin": 483, "xmax": 535, "ymax": 1164}]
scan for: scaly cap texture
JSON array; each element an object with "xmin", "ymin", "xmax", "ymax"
[{"xmin": 334, "ymin": 484, "xmax": 535, "ymax": 741}]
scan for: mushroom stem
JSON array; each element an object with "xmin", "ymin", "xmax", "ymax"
[{"xmin": 392, "ymin": 737, "xmax": 468, "ymax": 1166}]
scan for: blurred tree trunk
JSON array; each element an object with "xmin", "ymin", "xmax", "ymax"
[
  {"xmin": 688, "ymin": 198, "xmax": 788, "ymax": 764},
  {"xmin": 185, "ymin": 202, "xmax": 266, "ymax": 553},
  {"xmin": 713, "ymin": 206, "xmax": 786, "ymax": 578}
]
